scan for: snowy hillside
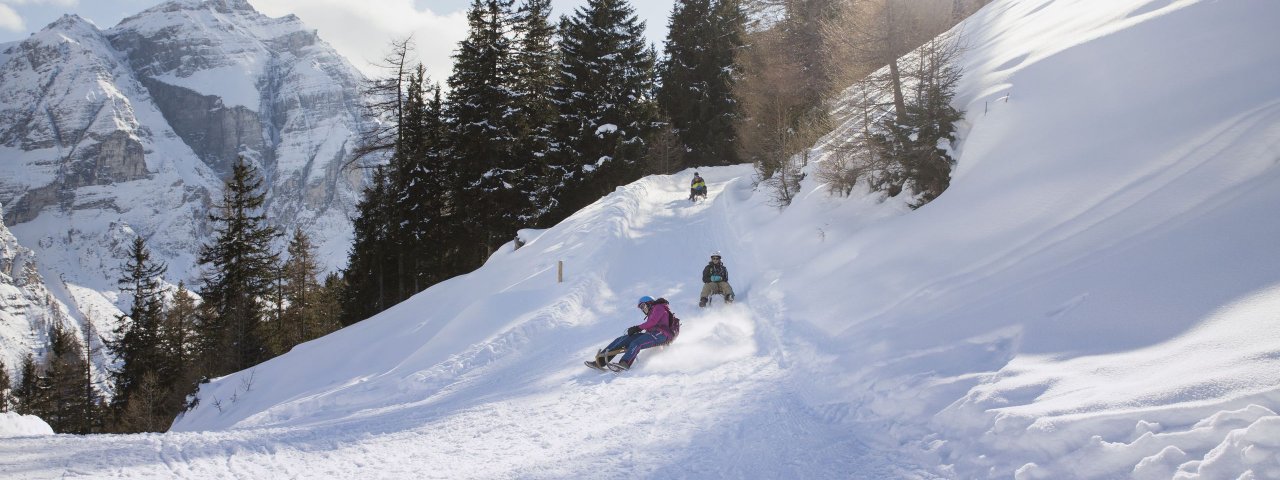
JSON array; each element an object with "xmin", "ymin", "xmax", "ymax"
[{"xmin": 4, "ymin": 0, "xmax": 1280, "ymax": 478}]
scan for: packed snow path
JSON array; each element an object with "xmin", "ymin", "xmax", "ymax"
[{"xmin": 0, "ymin": 169, "xmax": 931, "ymax": 479}]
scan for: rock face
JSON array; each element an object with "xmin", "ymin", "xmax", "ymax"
[
  {"xmin": 0, "ymin": 15, "xmax": 154, "ymax": 225},
  {"xmin": 0, "ymin": 201, "xmax": 76, "ymax": 380},
  {"xmin": 0, "ymin": 0, "xmax": 369, "ymax": 383}
]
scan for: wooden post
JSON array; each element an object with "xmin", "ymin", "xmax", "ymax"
[{"xmin": 558, "ymin": 260, "xmax": 563, "ymax": 283}]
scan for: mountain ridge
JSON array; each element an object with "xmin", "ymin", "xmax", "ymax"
[{"xmin": 0, "ymin": 0, "xmax": 368, "ymax": 392}]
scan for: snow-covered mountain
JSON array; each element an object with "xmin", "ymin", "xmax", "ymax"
[
  {"xmin": 0, "ymin": 201, "xmax": 76, "ymax": 375},
  {"xmin": 3, "ymin": 0, "xmax": 1280, "ymax": 478},
  {"xmin": 0, "ymin": 0, "xmax": 366, "ymax": 383}
]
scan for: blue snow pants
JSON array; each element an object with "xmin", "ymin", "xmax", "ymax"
[{"xmin": 604, "ymin": 331, "xmax": 670, "ymax": 364}]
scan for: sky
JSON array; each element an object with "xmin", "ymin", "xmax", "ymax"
[
  {"xmin": 5, "ymin": 0, "xmax": 1280, "ymax": 477},
  {"xmin": 0, "ymin": 0, "xmax": 675, "ymax": 79}
]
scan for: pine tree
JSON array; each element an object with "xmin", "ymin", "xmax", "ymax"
[
  {"xmin": 109, "ymin": 236, "xmax": 167, "ymax": 428},
  {"xmin": 196, "ymin": 156, "xmax": 281, "ymax": 377},
  {"xmin": 346, "ymin": 39, "xmax": 454, "ymax": 325},
  {"xmin": 392, "ymin": 68, "xmax": 454, "ymax": 296},
  {"xmin": 447, "ymin": 0, "xmax": 526, "ymax": 261},
  {"xmin": 42, "ymin": 323, "xmax": 98, "ymax": 433},
  {"xmin": 511, "ymin": 0, "xmax": 560, "ymax": 225},
  {"xmin": 548, "ymin": 0, "xmax": 658, "ymax": 221},
  {"xmin": 0, "ymin": 360, "xmax": 12, "ymax": 412},
  {"xmin": 782, "ymin": 0, "xmax": 841, "ymax": 119},
  {"xmin": 341, "ymin": 166, "xmax": 394, "ymax": 325},
  {"xmin": 14, "ymin": 353, "xmax": 40, "ymax": 416},
  {"xmin": 314, "ymin": 272, "xmax": 345, "ymax": 334},
  {"xmin": 866, "ymin": 34, "xmax": 962, "ymax": 207},
  {"xmin": 659, "ymin": 0, "xmax": 745, "ymax": 169}
]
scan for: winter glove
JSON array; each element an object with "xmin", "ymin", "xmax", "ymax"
[
  {"xmin": 710, "ymin": 275, "xmax": 723, "ymax": 282},
  {"xmin": 627, "ymin": 326, "xmax": 642, "ymax": 336}
]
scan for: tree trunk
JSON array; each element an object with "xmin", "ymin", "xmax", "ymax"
[{"xmin": 888, "ymin": 58, "xmax": 907, "ymax": 119}]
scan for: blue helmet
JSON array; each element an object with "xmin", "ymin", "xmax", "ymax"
[{"xmin": 637, "ymin": 295, "xmax": 655, "ymax": 306}]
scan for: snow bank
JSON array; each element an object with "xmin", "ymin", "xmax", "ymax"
[
  {"xmin": 0, "ymin": 412, "xmax": 54, "ymax": 438},
  {"xmin": 768, "ymin": 0, "xmax": 1280, "ymax": 477}
]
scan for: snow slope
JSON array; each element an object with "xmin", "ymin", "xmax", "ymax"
[{"xmin": 4, "ymin": 0, "xmax": 1280, "ymax": 478}]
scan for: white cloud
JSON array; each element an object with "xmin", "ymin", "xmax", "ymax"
[
  {"xmin": 249, "ymin": 0, "xmax": 467, "ymax": 81},
  {"xmin": 0, "ymin": 4, "xmax": 24, "ymax": 32},
  {"xmin": 0, "ymin": 0, "xmax": 78, "ymax": 6}
]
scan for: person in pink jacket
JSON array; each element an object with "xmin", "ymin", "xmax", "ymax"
[{"xmin": 586, "ymin": 296, "xmax": 678, "ymax": 371}]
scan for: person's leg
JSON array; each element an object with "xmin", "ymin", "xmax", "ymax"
[
  {"xmin": 599, "ymin": 334, "xmax": 635, "ymax": 365},
  {"xmin": 700, "ymin": 282, "xmax": 713, "ymax": 307},
  {"xmin": 619, "ymin": 332, "xmax": 670, "ymax": 366},
  {"xmin": 721, "ymin": 282, "xmax": 735, "ymax": 302}
]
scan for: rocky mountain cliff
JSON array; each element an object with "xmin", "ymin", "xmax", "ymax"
[{"xmin": 0, "ymin": 0, "xmax": 369, "ymax": 387}]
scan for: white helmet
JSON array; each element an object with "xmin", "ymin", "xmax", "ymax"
[{"xmin": 710, "ymin": 251, "xmax": 721, "ymax": 259}]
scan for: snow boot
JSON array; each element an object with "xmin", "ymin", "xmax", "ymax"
[
  {"xmin": 699, "ymin": 297, "xmax": 708, "ymax": 308},
  {"xmin": 608, "ymin": 359, "xmax": 633, "ymax": 372},
  {"xmin": 725, "ymin": 293, "xmax": 734, "ymax": 304}
]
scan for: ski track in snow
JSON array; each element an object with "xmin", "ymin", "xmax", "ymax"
[{"xmin": 0, "ymin": 171, "xmax": 931, "ymax": 479}]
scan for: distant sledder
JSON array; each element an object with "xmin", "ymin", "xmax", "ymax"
[
  {"xmin": 689, "ymin": 172, "xmax": 707, "ymax": 202},
  {"xmin": 586, "ymin": 296, "xmax": 681, "ymax": 372},
  {"xmin": 699, "ymin": 252, "xmax": 735, "ymax": 308}
]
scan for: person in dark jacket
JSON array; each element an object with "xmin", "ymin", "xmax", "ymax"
[
  {"xmin": 700, "ymin": 252, "xmax": 735, "ymax": 307},
  {"xmin": 587, "ymin": 296, "xmax": 677, "ymax": 371}
]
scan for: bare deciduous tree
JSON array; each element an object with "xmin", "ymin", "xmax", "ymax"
[{"xmin": 350, "ymin": 36, "xmax": 415, "ymax": 168}]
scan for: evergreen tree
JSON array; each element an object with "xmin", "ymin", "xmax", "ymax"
[
  {"xmin": 866, "ymin": 34, "xmax": 962, "ymax": 207},
  {"xmin": 782, "ymin": 0, "xmax": 841, "ymax": 119},
  {"xmin": 42, "ymin": 323, "xmax": 98, "ymax": 433},
  {"xmin": 315, "ymin": 272, "xmax": 345, "ymax": 334},
  {"xmin": 347, "ymin": 39, "xmax": 455, "ymax": 325},
  {"xmin": 196, "ymin": 156, "xmax": 281, "ymax": 377},
  {"xmin": 447, "ymin": 0, "xmax": 529, "ymax": 261},
  {"xmin": 14, "ymin": 353, "xmax": 40, "ymax": 415},
  {"xmin": 393, "ymin": 68, "xmax": 454, "ymax": 295},
  {"xmin": 108, "ymin": 236, "xmax": 167, "ymax": 428},
  {"xmin": 511, "ymin": 0, "xmax": 560, "ymax": 225},
  {"xmin": 658, "ymin": 0, "xmax": 745, "ymax": 168},
  {"xmin": 341, "ymin": 166, "xmax": 395, "ymax": 326},
  {"xmin": 547, "ymin": 0, "xmax": 658, "ymax": 221},
  {"xmin": 0, "ymin": 360, "xmax": 12, "ymax": 412}
]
